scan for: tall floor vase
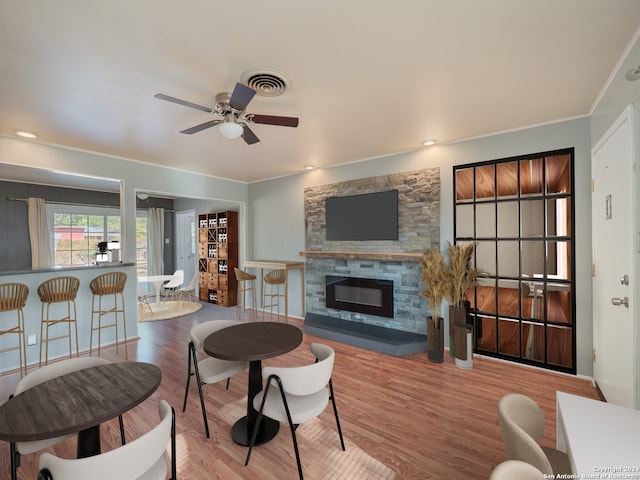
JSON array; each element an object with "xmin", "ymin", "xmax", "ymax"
[
  {"xmin": 427, "ymin": 316, "xmax": 444, "ymax": 363},
  {"xmin": 448, "ymin": 304, "xmax": 468, "ymax": 357}
]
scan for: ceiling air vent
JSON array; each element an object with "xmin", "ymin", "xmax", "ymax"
[{"xmin": 240, "ymin": 67, "xmax": 291, "ymax": 97}]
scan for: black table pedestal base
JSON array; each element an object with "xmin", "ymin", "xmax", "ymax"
[
  {"xmin": 77, "ymin": 426, "xmax": 101, "ymax": 458},
  {"xmin": 231, "ymin": 416, "xmax": 280, "ymax": 447}
]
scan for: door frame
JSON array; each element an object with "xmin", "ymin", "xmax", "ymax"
[
  {"xmin": 175, "ymin": 209, "xmax": 197, "ymax": 293},
  {"xmin": 591, "ymin": 104, "xmax": 638, "ymax": 407}
]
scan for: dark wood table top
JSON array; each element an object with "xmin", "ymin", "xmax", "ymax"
[
  {"xmin": 204, "ymin": 322, "xmax": 303, "ymax": 362},
  {"xmin": 0, "ymin": 362, "xmax": 161, "ymax": 443}
]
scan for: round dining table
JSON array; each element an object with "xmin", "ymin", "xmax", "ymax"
[
  {"xmin": 204, "ymin": 321, "xmax": 303, "ymax": 446},
  {"xmin": 0, "ymin": 361, "xmax": 161, "ymax": 458}
]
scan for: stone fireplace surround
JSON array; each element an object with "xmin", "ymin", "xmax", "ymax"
[{"xmin": 302, "ymin": 168, "xmax": 440, "ymax": 354}]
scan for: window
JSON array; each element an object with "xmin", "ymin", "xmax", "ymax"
[
  {"xmin": 454, "ymin": 148, "xmax": 575, "ymax": 374},
  {"xmin": 49, "ymin": 205, "xmax": 120, "ymax": 267}
]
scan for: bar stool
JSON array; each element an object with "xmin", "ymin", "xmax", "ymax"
[
  {"xmin": 89, "ymin": 272, "xmax": 128, "ymax": 359},
  {"xmin": 37, "ymin": 276, "xmax": 80, "ymax": 367},
  {"xmin": 234, "ymin": 268, "xmax": 257, "ymax": 319},
  {"xmin": 263, "ymin": 270, "xmax": 286, "ymax": 321},
  {"xmin": 0, "ymin": 283, "xmax": 29, "ymax": 378}
]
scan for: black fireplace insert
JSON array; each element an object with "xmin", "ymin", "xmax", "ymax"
[{"xmin": 325, "ymin": 275, "xmax": 394, "ymax": 318}]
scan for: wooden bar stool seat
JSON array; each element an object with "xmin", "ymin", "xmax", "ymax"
[
  {"xmin": 0, "ymin": 283, "xmax": 29, "ymax": 378},
  {"xmin": 234, "ymin": 268, "xmax": 257, "ymax": 319},
  {"xmin": 89, "ymin": 272, "xmax": 128, "ymax": 359},
  {"xmin": 263, "ymin": 270, "xmax": 286, "ymax": 321},
  {"xmin": 37, "ymin": 276, "xmax": 80, "ymax": 367}
]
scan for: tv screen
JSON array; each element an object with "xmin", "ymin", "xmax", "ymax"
[{"xmin": 325, "ymin": 190, "xmax": 398, "ymax": 241}]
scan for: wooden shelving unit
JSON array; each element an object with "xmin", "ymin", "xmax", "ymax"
[{"xmin": 197, "ymin": 211, "xmax": 238, "ymax": 307}]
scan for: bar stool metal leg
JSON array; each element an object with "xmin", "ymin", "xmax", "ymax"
[
  {"xmin": 89, "ymin": 272, "xmax": 128, "ymax": 359},
  {"xmin": 37, "ymin": 276, "xmax": 80, "ymax": 367},
  {"xmin": 234, "ymin": 268, "xmax": 257, "ymax": 319},
  {"xmin": 262, "ymin": 270, "xmax": 286, "ymax": 322}
]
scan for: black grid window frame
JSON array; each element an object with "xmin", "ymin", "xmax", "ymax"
[{"xmin": 453, "ymin": 148, "xmax": 576, "ymax": 374}]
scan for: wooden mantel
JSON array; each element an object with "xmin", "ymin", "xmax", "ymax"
[{"xmin": 299, "ymin": 250, "xmax": 423, "ymax": 262}]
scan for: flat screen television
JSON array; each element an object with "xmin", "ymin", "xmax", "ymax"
[{"xmin": 325, "ymin": 190, "xmax": 398, "ymax": 241}]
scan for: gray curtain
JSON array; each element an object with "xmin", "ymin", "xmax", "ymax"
[
  {"xmin": 27, "ymin": 197, "xmax": 52, "ymax": 268},
  {"xmin": 148, "ymin": 207, "xmax": 164, "ymax": 276}
]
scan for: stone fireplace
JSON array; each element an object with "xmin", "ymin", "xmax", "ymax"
[{"xmin": 302, "ymin": 168, "xmax": 440, "ymax": 341}]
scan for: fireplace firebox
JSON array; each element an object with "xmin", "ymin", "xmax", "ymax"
[{"xmin": 325, "ymin": 275, "xmax": 394, "ymax": 318}]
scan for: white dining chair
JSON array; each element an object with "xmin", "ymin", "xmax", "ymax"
[
  {"xmin": 10, "ymin": 357, "xmax": 126, "ymax": 480},
  {"xmin": 176, "ymin": 274, "xmax": 198, "ymax": 308},
  {"xmin": 244, "ymin": 343, "xmax": 345, "ymax": 480},
  {"xmin": 183, "ymin": 320, "xmax": 249, "ymax": 438},
  {"xmin": 137, "ymin": 284, "xmax": 153, "ymax": 316},
  {"xmin": 497, "ymin": 393, "xmax": 571, "ymax": 476},
  {"xmin": 37, "ymin": 399, "xmax": 176, "ymax": 480},
  {"xmin": 162, "ymin": 270, "xmax": 184, "ymax": 301}
]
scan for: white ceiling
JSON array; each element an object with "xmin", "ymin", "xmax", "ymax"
[{"xmin": 1, "ymin": 1, "xmax": 640, "ymax": 184}]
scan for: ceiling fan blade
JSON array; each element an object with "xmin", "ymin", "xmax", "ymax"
[
  {"xmin": 248, "ymin": 114, "xmax": 299, "ymax": 128},
  {"xmin": 180, "ymin": 120, "xmax": 221, "ymax": 134},
  {"xmin": 242, "ymin": 125, "xmax": 260, "ymax": 145},
  {"xmin": 228, "ymin": 83, "xmax": 256, "ymax": 111},
  {"xmin": 155, "ymin": 94, "xmax": 213, "ymax": 113}
]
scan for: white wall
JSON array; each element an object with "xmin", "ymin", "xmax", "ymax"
[{"xmin": 249, "ymin": 117, "xmax": 593, "ymax": 375}]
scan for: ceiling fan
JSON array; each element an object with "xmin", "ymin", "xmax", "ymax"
[{"xmin": 154, "ymin": 82, "xmax": 299, "ymax": 145}]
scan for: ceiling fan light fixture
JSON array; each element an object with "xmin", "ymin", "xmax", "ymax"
[{"xmin": 219, "ymin": 120, "xmax": 244, "ymax": 139}]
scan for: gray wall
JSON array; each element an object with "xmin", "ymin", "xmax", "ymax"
[
  {"xmin": 249, "ymin": 117, "xmax": 593, "ymax": 375},
  {"xmin": 0, "ymin": 181, "xmax": 176, "ymax": 273},
  {"xmin": 0, "ymin": 181, "xmax": 121, "ymax": 271}
]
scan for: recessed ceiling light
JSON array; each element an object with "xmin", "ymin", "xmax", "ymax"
[
  {"xmin": 625, "ymin": 65, "xmax": 640, "ymax": 81},
  {"xmin": 16, "ymin": 130, "xmax": 38, "ymax": 139},
  {"xmin": 422, "ymin": 140, "xmax": 436, "ymax": 146},
  {"xmin": 303, "ymin": 165, "xmax": 315, "ymax": 170}
]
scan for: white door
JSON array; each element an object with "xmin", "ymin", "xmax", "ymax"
[
  {"xmin": 592, "ymin": 104, "xmax": 636, "ymax": 407},
  {"xmin": 175, "ymin": 210, "xmax": 197, "ymax": 291}
]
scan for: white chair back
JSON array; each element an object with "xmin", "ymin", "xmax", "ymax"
[
  {"xmin": 263, "ymin": 342, "xmax": 334, "ymax": 396},
  {"xmin": 190, "ymin": 319, "xmax": 241, "ymax": 351},
  {"xmin": 163, "ymin": 270, "xmax": 184, "ymax": 289},
  {"xmin": 38, "ymin": 400, "xmax": 173, "ymax": 480},
  {"xmin": 183, "ymin": 274, "xmax": 197, "ymax": 291},
  {"xmin": 497, "ymin": 394, "xmax": 553, "ymax": 475}
]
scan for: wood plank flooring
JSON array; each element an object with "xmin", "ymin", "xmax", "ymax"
[{"xmin": 0, "ymin": 302, "xmax": 598, "ymax": 479}]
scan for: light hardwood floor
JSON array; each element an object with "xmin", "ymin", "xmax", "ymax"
[{"xmin": 0, "ymin": 302, "xmax": 598, "ymax": 479}]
